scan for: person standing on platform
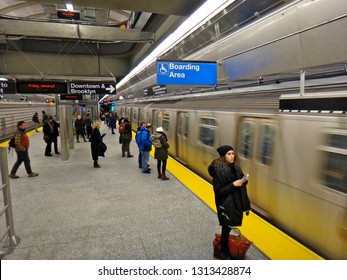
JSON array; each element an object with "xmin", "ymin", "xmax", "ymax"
[
  {"xmin": 109, "ymin": 113, "xmax": 116, "ymax": 134},
  {"xmin": 136, "ymin": 121, "xmax": 152, "ymax": 173},
  {"xmin": 85, "ymin": 113, "xmax": 92, "ymax": 139},
  {"xmin": 32, "ymin": 112, "xmax": 40, "ymax": 132},
  {"xmin": 90, "ymin": 121, "xmax": 103, "ymax": 168},
  {"xmin": 151, "ymin": 127, "xmax": 170, "ymax": 180},
  {"xmin": 121, "ymin": 118, "xmax": 133, "ymax": 158},
  {"xmin": 42, "ymin": 111, "xmax": 48, "ymax": 123},
  {"xmin": 136, "ymin": 121, "xmax": 146, "ymax": 169},
  {"xmin": 74, "ymin": 115, "xmax": 87, "ymax": 143},
  {"xmin": 9, "ymin": 121, "xmax": 39, "ymax": 179},
  {"xmin": 51, "ymin": 117, "xmax": 60, "ymax": 154},
  {"xmin": 42, "ymin": 117, "xmax": 54, "ymax": 156},
  {"xmin": 208, "ymin": 145, "xmax": 251, "ymax": 260}
]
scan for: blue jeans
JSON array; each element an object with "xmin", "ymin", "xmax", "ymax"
[
  {"xmin": 11, "ymin": 150, "xmax": 33, "ymax": 175},
  {"xmin": 141, "ymin": 151, "xmax": 150, "ymax": 172}
]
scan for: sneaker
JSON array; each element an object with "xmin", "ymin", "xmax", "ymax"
[
  {"xmin": 9, "ymin": 174, "xmax": 19, "ymax": 179},
  {"xmin": 28, "ymin": 172, "xmax": 39, "ymax": 177}
]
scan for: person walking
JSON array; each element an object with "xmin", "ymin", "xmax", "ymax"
[
  {"xmin": 9, "ymin": 121, "xmax": 39, "ymax": 178},
  {"xmin": 136, "ymin": 122, "xmax": 152, "ymax": 173},
  {"xmin": 32, "ymin": 112, "xmax": 40, "ymax": 132},
  {"xmin": 151, "ymin": 127, "xmax": 170, "ymax": 180},
  {"xmin": 208, "ymin": 145, "xmax": 251, "ymax": 260}
]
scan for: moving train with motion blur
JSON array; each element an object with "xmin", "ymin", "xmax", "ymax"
[
  {"xmin": 0, "ymin": 101, "xmax": 55, "ymax": 140},
  {"xmin": 116, "ymin": 79, "xmax": 347, "ymax": 260},
  {"xmin": 111, "ymin": 0, "xmax": 347, "ymax": 259}
]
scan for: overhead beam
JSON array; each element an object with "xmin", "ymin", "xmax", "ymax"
[
  {"xmin": 0, "ymin": 19, "xmax": 154, "ymax": 43},
  {"xmin": 21, "ymin": 0, "xmax": 204, "ymax": 16}
]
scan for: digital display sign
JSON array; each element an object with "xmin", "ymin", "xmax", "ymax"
[
  {"xmin": 60, "ymin": 94, "xmax": 82, "ymax": 100},
  {"xmin": 16, "ymin": 81, "xmax": 67, "ymax": 94},
  {"xmin": 157, "ymin": 60, "xmax": 217, "ymax": 85},
  {"xmin": 57, "ymin": 10, "xmax": 80, "ymax": 20}
]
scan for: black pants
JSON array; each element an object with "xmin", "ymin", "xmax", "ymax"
[
  {"xmin": 53, "ymin": 137, "xmax": 59, "ymax": 153},
  {"xmin": 221, "ymin": 226, "xmax": 232, "ymax": 253},
  {"xmin": 45, "ymin": 140, "xmax": 52, "ymax": 156},
  {"xmin": 11, "ymin": 150, "xmax": 33, "ymax": 175},
  {"xmin": 157, "ymin": 159, "xmax": 167, "ymax": 173}
]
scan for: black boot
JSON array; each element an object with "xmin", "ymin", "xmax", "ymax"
[{"xmin": 94, "ymin": 161, "xmax": 101, "ymax": 168}]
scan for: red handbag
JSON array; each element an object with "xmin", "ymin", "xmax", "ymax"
[{"xmin": 213, "ymin": 228, "xmax": 252, "ymax": 259}]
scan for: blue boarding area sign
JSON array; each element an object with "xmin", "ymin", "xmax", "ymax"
[{"xmin": 156, "ymin": 60, "xmax": 217, "ymax": 85}]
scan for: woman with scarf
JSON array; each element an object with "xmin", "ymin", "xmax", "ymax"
[{"xmin": 208, "ymin": 145, "xmax": 251, "ymax": 259}]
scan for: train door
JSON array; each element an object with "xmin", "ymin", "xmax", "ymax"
[
  {"xmin": 238, "ymin": 117, "xmax": 277, "ymax": 214},
  {"xmin": 176, "ymin": 111, "xmax": 189, "ymax": 164}
]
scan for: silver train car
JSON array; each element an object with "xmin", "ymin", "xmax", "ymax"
[
  {"xmin": 117, "ymin": 84, "xmax": 347, "ymax": 260},
  {"xmin": 0, "ymin": 101, "xmax": 56, "ymax": 139}
]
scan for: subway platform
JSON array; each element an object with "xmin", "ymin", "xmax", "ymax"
[{"xmin": 0, "ymin": 124, "xmax": 269, "ymax": 260}]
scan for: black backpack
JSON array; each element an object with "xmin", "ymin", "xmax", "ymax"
[{"xmin": 8, "ymin": 136, "xmax": 16, "ymax": 152}]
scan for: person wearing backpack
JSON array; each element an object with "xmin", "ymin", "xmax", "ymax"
[
  {"xmin": 151, "ymin": 127, "xmax": 170, "ymax": 180},
  {"xmin": 9, "ymin": 121, "xmax": 39, "ymax": 179}
]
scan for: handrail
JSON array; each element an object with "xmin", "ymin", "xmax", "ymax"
[{"xmin": 0, "ymin": 147, "xmax": 20, "ymax": 256}]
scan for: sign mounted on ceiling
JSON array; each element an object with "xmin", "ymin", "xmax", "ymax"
[
  {"xmin": 16, "ymin": 81, "xmax": 67, "ymax": 94},
  {"xmin": 57, "ymin": 10, "xmax": 80, "ymax": 20},
  {"xmin": 69, "ymin": 83, "xmax": 116, "ymax": 95},
  {"xmin": 156, "ymin": 60, "xmax": 217, "ymax": 85}
]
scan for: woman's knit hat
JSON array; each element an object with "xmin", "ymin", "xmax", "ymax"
[{"xmin": 217, "ymin": 145, "xmax": 234, "ymax": 157}]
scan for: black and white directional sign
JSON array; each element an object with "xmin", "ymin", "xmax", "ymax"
[
  {"xmin": 69, "ymin": 83, "xmax": 116, "ymax": 94},
  {"xmin": 0, "ymin": 81, "xmax": 16, "ymax": 94}
]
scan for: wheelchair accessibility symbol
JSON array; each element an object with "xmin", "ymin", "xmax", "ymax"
[{"xmin": 158, "ymin": 63, "xmax": 169, "ymax": 75}]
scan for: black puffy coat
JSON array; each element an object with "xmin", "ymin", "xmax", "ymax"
[{"xmin": 208, "ymin": 159, "xmax": 251, "ymax": 227}]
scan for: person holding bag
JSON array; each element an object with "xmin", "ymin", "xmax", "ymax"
[
  {"xmin": 90, "ymin": 121, "xmax": 105, "ymax": 168},
  {"xmin": 208, "ymin": 145, "xmax": 251, "ymax": 259}
]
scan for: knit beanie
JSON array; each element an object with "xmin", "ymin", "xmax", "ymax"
[{"xmin": 217, "ymin": 145, "xmax": 234, "ymax": 157}]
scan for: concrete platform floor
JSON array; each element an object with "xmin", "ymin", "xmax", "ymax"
[{"xmin": 1, "ymin": 124, "xmax": 267, "ymax": 260}]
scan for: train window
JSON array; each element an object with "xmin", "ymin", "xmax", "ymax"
[
  {"xmin": 320, "ymin": 134, "xmax": 347, "ymax": 194},
  {"xmin": 178, "ymin": 113, "xmax": 189, "ymax": 138},
  {"xmin": 199, "ymin": 117, "xmax": 216, "ymax": 147},
  {"xmin": 240, "ymin": 122, "xmax": 254, "ymax": 159},
  {"xmin": 162, "ymin": 114, "xmax": 170, "ymax": 131},
  {"xmin": 257, "ymin": 124, "xmax": 275, "ymax": 166}
]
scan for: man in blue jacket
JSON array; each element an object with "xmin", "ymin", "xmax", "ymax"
[{"xmin": 136, "ymin": 122, "xmax": 152, "ymax": 174}]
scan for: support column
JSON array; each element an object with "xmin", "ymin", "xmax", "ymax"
[{"xmin": 59, "ymin": 105, "xmax": 70, "ymax": 160}]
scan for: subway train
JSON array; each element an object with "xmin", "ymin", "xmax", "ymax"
[
  {"xmin": 116, "ymin": 82, "xmax": 347, "ymax": 260},
  {"xmin": 0, "ymin": 101, "xmax": 56, "ymax": 139}
]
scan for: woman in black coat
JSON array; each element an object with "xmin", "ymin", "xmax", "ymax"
[
  {"xmin": 90, "ymin": 121, "xmax": 102, "ymax": 168},
  {"xmin": 208, "ymin": 145, "xmax": 251, "ymax": 259}
]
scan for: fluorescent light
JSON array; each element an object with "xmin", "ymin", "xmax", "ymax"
[
  {"xmin": 66, "ymin": 4, "xmax": 74, "ymax": 11},
  {"xmin": 116, "ymin": 0, "xmax": 235, "ymax": 90},
  {"xmin": 0, "ymin": 77, "xmax": 8, "ymax": 81}
]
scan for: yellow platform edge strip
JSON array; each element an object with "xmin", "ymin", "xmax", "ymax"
[
  {"xmin": 156, "ymin": 151, "xmax": 324, "ymax": 260},
  {"xmin": 1, "ymin": 131, "xmax": 323, "ymax": 260}
]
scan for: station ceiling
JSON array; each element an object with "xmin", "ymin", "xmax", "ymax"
[{"xmin": 0, "ymin": 0, "xmax": 206, "ymax": 82}]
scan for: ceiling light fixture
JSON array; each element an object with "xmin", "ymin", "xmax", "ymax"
[{"xmin": 115, "ymin": 0, "xmax": 236, "ymax": 91}]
